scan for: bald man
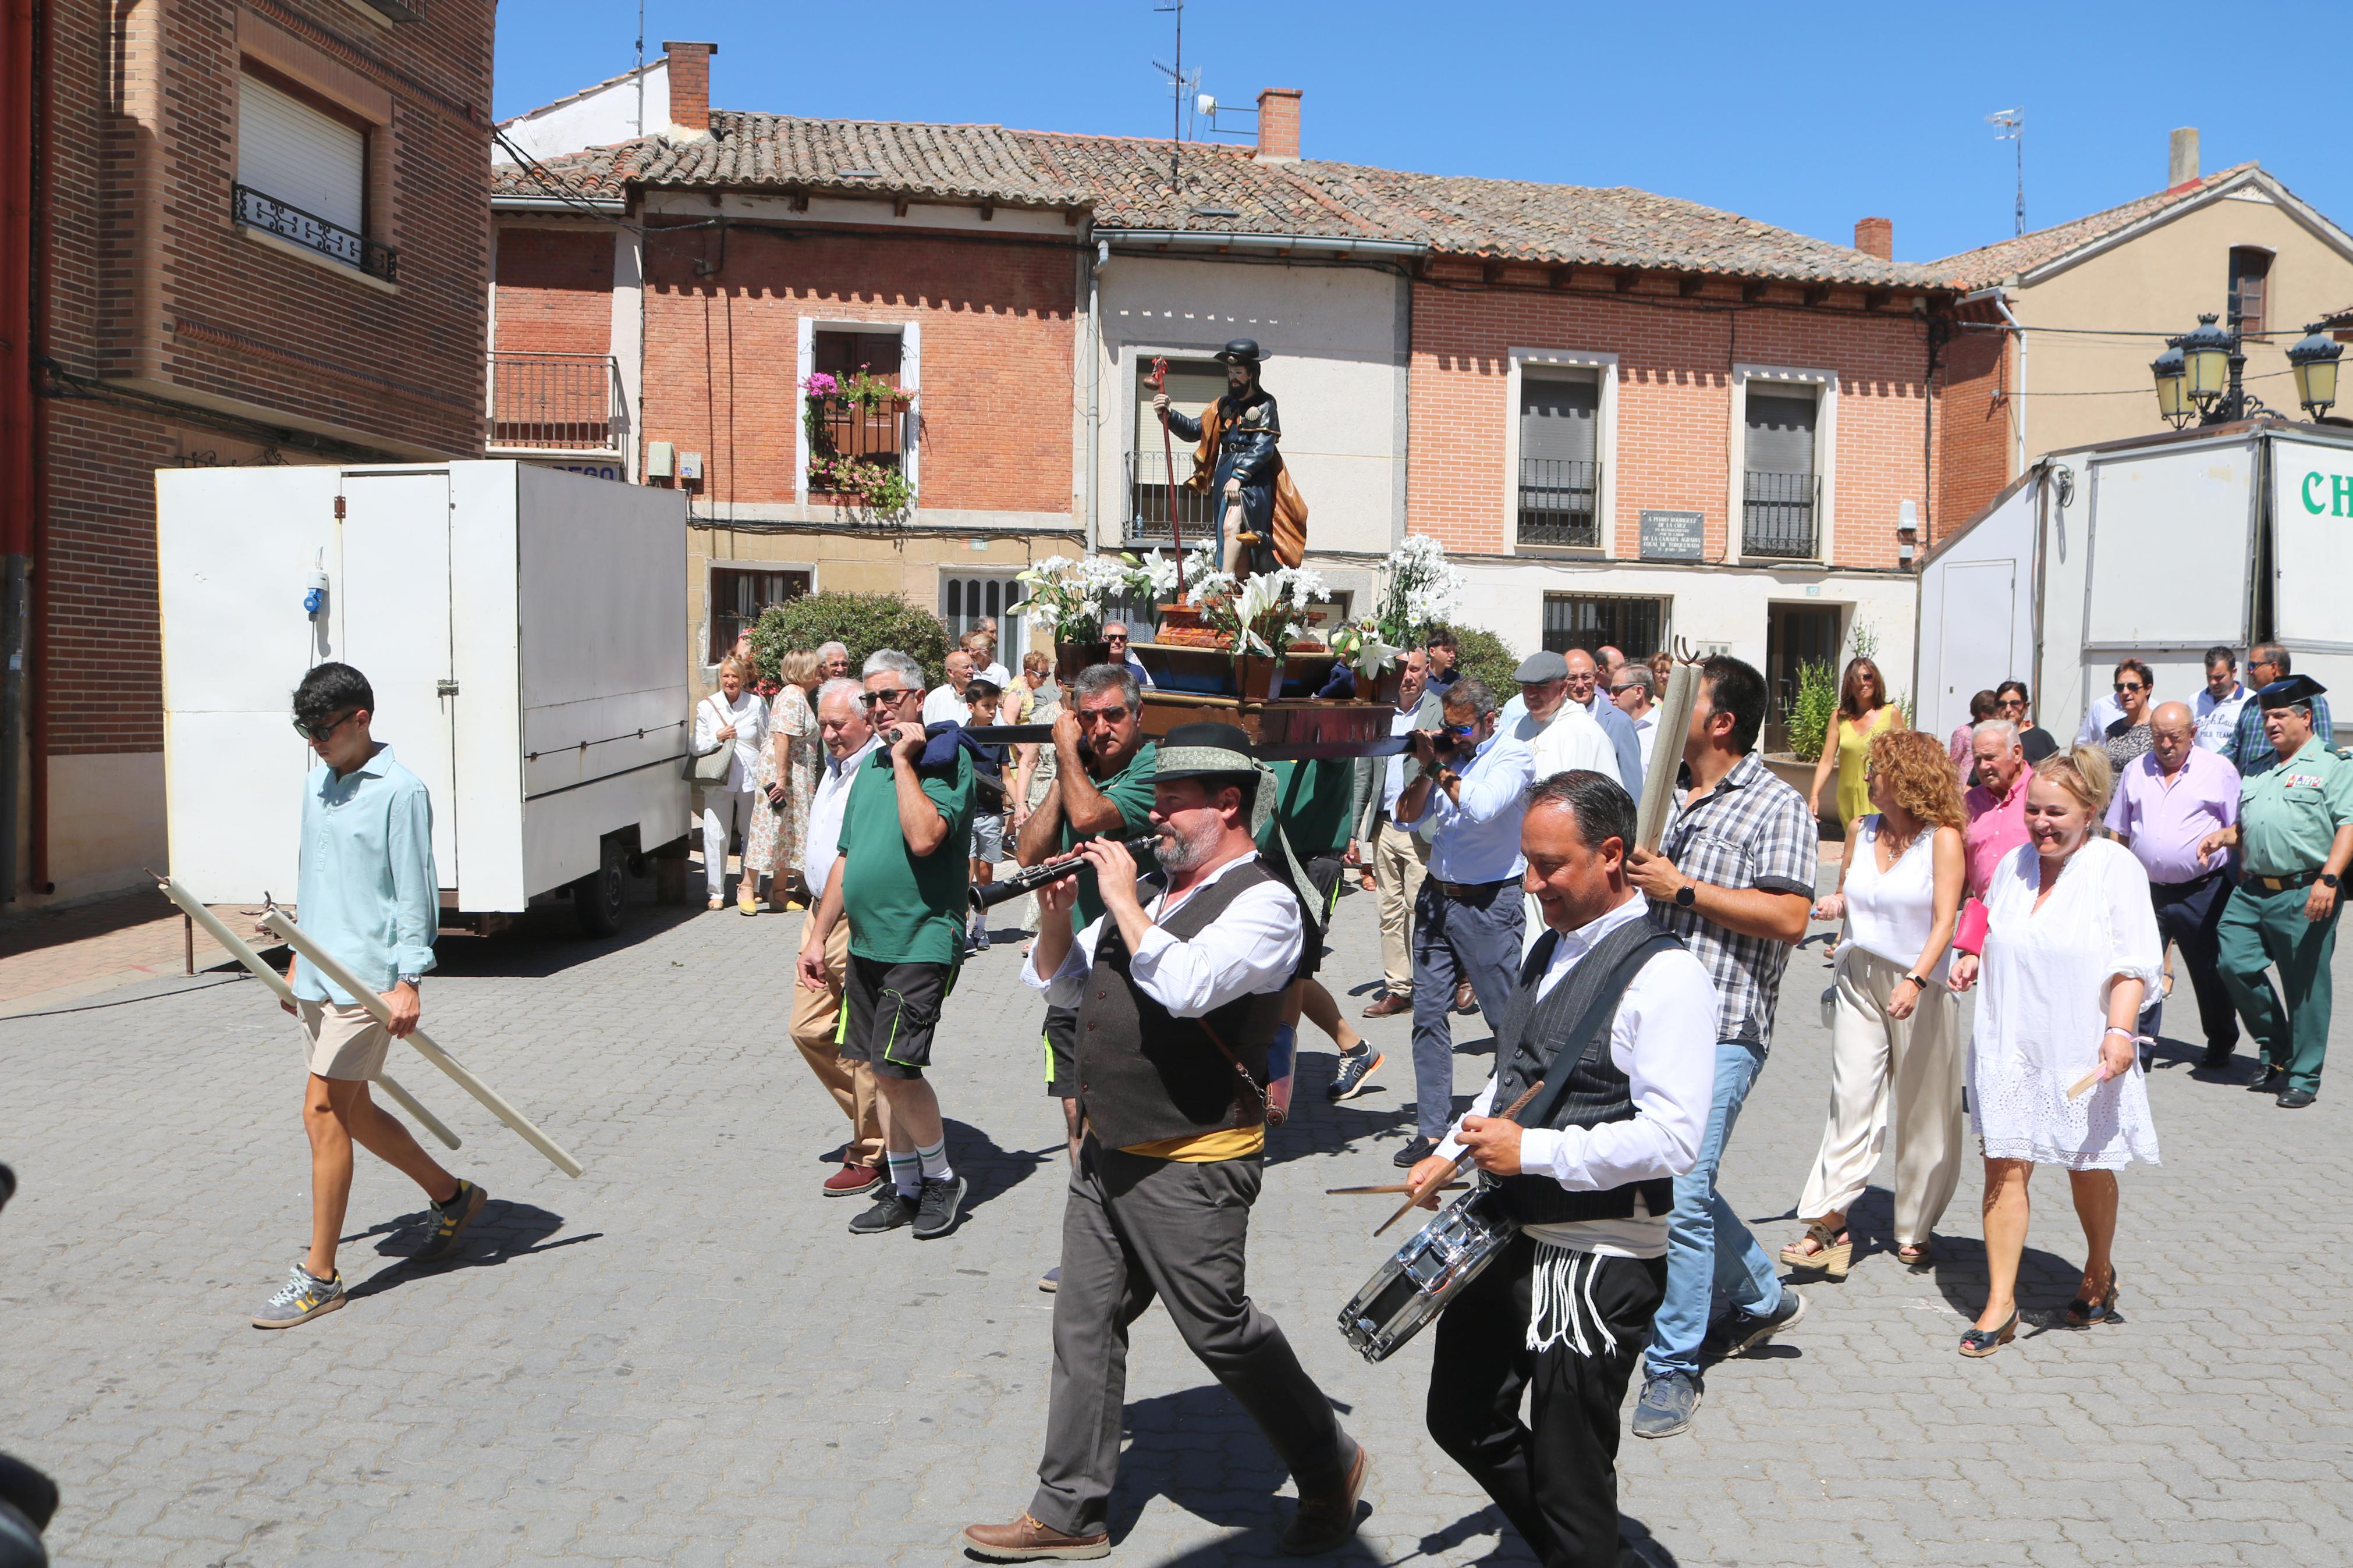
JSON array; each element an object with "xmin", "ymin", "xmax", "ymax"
[
  {"xmin": 1566, "ymin": 650, "xmax": 1644, "ymax": 789},
  {"xmin": 2106, "ymin": 700, "xmax": 2244, "ymax": 1069}
]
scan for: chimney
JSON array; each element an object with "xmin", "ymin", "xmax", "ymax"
[
  {"xmin": 664, "ymin": 41, "xmax": 718, "ymax": 135},
  {"xmin": 2169, "ymin": 126, "xmax": 2199, "ymax": 189},
  {"xmin": 1255, "ymin": 88, "xmax": 1301, "ymax": 162},
  {"xmin": 1853, "ymin": 216, "xmax": 1893, "ymax": 261}
]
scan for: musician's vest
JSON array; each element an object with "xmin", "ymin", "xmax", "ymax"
[
  {"xmin": 1486, "ymin": 915, "xmax": 1685, "ymax": 1226},
  {"xmin": 1074, "ymin": 859, "xmax": 1287, "ymax": 1150}
]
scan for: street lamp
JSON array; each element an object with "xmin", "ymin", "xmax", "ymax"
[
  {"xmin": 2287, "ymin": 322, "xmax": 2344, "ymax": 419},
  {"xmin": 2178, "ymin": 313, "xmax": 2236, "ymax": 409},
  {"xmin": 2150, "ymin": 342, "xmax": 2192, "ymax": 429}
]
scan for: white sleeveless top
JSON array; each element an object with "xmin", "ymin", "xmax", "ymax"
[{"xmin": 1844, "ymin": 816, "xmax": 1946, "ymax": 977}]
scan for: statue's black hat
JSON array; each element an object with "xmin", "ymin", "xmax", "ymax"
[{"xmin": 1213, "ymin": 338, "xmax": 1263, "ymax": 367}]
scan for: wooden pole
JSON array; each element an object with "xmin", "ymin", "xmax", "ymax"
[
  {"xmin": 1151, "ymin": 355, "xmax": 1186, "ymax": 598},
  {"xmin": 1636, "ymin": 655, "xmax": 1704, "ymax": 852}
]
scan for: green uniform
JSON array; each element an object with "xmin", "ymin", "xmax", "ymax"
[
  {"xmin": 2217, "ymin": 737, "xmax": 2353, "ymax": 1094},
  {"xmin": 1058, "ymin": 739, "xmax": 1159, "ymax": 930},
  {"xmin": 1257, "ymin": 759, "xmax": 1358, "ymax": 860},
  {"xmin": 840, "ymin": 746, "xmax": 976, "ymax": 966}
]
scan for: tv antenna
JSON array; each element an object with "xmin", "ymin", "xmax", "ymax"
[
  {"xmin": 1152, "ymin": 0, "xmax": 1195, "ymax": 190},
  {"xmin": 1987, "ymin": 107, "xmax": 2024, "ymax": 237},
  {"xmin": 634, "ymin": 0, "xmax": 645, "ymax": 136}
]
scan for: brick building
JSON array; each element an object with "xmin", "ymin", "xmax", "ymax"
[{"xmin": 4, "ymin": 0, "xmax": 496, "ymax": 903}]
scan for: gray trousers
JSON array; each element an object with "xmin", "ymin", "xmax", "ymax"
[
  {"xmin": 1410, "ymin": 879, "xmax": 1527, "ymax": 1140},
  {"xmin": 1030, "ymin": 1138, "xmax": 1356, "ymax": 1537}
]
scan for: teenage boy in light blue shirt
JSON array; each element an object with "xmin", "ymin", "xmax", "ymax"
[{"xmin": 253, "ymin": 662, "xmax": 484, "ymax": 1330}]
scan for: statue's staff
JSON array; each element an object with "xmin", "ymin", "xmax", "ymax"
[{"xmin": 1149, "ymin": 355, "xmax": 1187, "ymax": 597}]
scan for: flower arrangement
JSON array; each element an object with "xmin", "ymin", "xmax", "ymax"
[
  {"xmin": 1186, "ymin": 560, "xmax": 1329, "ymax": 658},
  {"xmin": 801, "ymin": 367, "xmax": 914, "ymax": 515},
  {"xmin": 1328, "ymin": 618, "xmax": 1399, "ymax": 681},
  {"xmin": 1016, "ymin": 553, "xmax": 1149, "ymax": 644},
  {"xmin": 1375, "ymin": 534, "xmax": 1467, "ymax": 646}
]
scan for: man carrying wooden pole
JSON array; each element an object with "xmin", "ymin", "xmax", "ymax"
[{"xmin": 251, "ymin": 662, "xmax": 488, "ymax": 1330}]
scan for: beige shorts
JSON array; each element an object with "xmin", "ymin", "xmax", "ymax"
[{"xmin": 299, "ymin": 999, "xmax": 393, "ymax": 1082}]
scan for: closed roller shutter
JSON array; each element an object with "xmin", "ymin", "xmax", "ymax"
[
  {"xmin": 1135, "ymin": 358, "xmax": 1229, "ymax": 451},
  {"xmin": 1520, "ymin": 371, "xmax": 1598, "ymax": 464},
  {"xmin": 238, "ymin": 71, "xmax": 365, "ymax": 232},
  {"xmin": 1744, "ymin": 389, "xmax": 1817, "ymax": 476}
]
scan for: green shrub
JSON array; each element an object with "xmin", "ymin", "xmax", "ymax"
[
  {"xmin": 1434, "ymin": 621, "xmax": 1520, "ymax": 699},
  {"xmin": 1787, "ymin": 657, "xmax": 1839, "ymax": 762},
  {"xmin": 750, "ymin": 592, "xmax": 952, "ymax": 689}
]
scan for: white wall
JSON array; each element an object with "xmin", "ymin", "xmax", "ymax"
[
  {"xmin": 1094, "ymin": 253, "xmax": 1406, "ymax": 557},
  {"xmin": 1914, "ymin": 474, "xmax": 2039, "ymax": 741},
  {"xmin": 494, "ymin": 60, "xmax": 669, "ymax": 165}
]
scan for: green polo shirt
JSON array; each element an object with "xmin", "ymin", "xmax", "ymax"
[
  {"xmin": 2237, "ymin": 737, "xmax": 2353, "ymax": 877},
  {"xmin": 1257, "ymin": 759, "xmax": 1357, "ymax": 860},
  {"xmin": 1060, "ymin": 739, "xmax": 1160, "ymax": 930},
  {"xmin": 840, "ymin": 746, "xmax": 976, "ymax": 965}
]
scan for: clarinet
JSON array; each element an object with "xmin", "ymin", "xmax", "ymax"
[{"xmin": 971, "ymin": 835, "xmax": 1159, "ymax": 911}]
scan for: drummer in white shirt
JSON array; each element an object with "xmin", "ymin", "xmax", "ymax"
[
  {"xmin": 1509, "ymin": 650, "xmax": 1622, "ymax": 954},
  {"xmin": 1407, "ymin": 770, "xmax": 1717, "ymax": 1568}
]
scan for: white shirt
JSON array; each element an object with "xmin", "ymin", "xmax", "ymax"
[
  {"xmin": 1630, "ymin": 708, "xmax": 1658, "ymax": 771},
  {"xmin": 1382, "ymin": 699, "xmax": 1425, "ymax": 815},
  {"xmin": 1023, "ymin": 852, "xmax": 1301, "ymax": 1016},
  {"xmin": 2075, "ymin": 691, "xmax": 2124, "ymax": 748},
  {"xmin": 803, "ymin": 735, "xmax": 881, "ymax": 900},
  {"xmin": 693, "ymin": 690, "xmax": 768, "ymax": 792},
  {"xmin": 922, "ymin": 682, "xmax": 972, "ymax": 727},
  {"xmin": 978, "ymin": 660, "xmax": 1014, "ymax": 689},
  {"xmin": 1513, "ymin": 701, "xmax": 1622, "ymax": 791},
  {"xmin": 1407, "ymin": 728, "xmax": 1536, "ymax": 883},
  {"xmin": 2194, "ymin": 684, "xmax": 2249, "ymax": 753},
  {"xmin": 1436, "ymin": 893, "xmax": 1719, "ymax": 1256}
]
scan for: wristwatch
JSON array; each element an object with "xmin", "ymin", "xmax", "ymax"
[
  {"xmin": 1673, "ymin": 882, "xmax": 1696, "ymax": 909},
  {"xmin": 1903, "ymin": 973, "xmax": 1929, "ymax": 990},
  {"xmin": 2324, "ymin": 873, "xmax": 2341, "ymax": 889},
  {"xmin": 397, "ymin": 973, "xmax": 423, "ymax": 989}
]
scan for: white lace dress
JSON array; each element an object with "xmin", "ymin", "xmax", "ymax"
[{"xmin": 1969, "ymin": 838, "xmax": 2163, "ymax": 1169}]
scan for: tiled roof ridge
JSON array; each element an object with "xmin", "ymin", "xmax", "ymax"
[{"xmin": 1932, "ymin": 162, "xmax": 2262, "ymax": 286}]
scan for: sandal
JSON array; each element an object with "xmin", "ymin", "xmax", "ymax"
[
  {"xmin": 1779, "ymin": 1221, "xmax": 1852, "ymax": 1280},
  {"xmin": 1896, "ymin": 1239, "xmax": 1935, "ymax": 1267},
  {"xmin": 2064, "ymin": 1272, "xmax": 2120, "ymax": 1328},
  {"xmin": 1959, "ymin": 1308, "xmax": 2018, "ymax": 1357}
]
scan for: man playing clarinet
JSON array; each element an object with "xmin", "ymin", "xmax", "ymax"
[
  {"xmin": 963, "ymin": 723, "xmax": 1369, "ymax": 1561},
  {"xmin": 1407, "ymin": 771, "xmax": 1717, "ymax": 1566}
]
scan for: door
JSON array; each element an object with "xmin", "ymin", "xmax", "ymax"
[
  {"xmin": 1934, "ymin": 560, "xmax": 2014, "ymax": 739},
  {"xmin": 1764, "ymin": 602, "xmax": 1843, "ymax": 754},
  {"xmin": 939, "ymin": 572, "xmax": 1031, "ymax": 665},
  {"xmin": 339, "ymin": 472, "xmax": 459, "ymax": 887}
]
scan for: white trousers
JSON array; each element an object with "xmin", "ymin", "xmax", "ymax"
[
  {"xmin": 1795, "ymin": 945, "xmax": 1965, "ymax": 1247},
  {"xmin": 701, "ymin": 787, "xmax": 755, "ymax": 897}
]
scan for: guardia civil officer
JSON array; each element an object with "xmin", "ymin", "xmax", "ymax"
[
  {"xmin": 962, "ymin": 724, "xmax": 1369, "ymax": 1562},
  {"xmin": 2201, "ymin": 675, "xmax": 2353, "ymax": 1108},
  {"xmin": 1408, "ymin": 771, "xmax": 1718, "ymax": 1567}
]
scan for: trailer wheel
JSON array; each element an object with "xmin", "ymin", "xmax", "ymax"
[{"xmin": 574, "ymin": 839, "xmax": 629, "ymax": 937}]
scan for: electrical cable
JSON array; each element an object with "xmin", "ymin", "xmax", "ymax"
[{"xmin": 0, "ymin": 973, "xmax": 250, "ymax": 1022}]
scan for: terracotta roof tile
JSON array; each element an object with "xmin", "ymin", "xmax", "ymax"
[
  {"xmin": 1931, "ymin": 164, "xmax": 2260, "ymax": 289},
  {"xmin": 491, "ymin": 109, "xmax": 1942, "ymax": 287}
]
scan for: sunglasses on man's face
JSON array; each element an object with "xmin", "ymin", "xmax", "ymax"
[
  {"xmin": 2114, "ymin": 682, "xmax": 2146, "ymax": 695},
  {"xmin": 293, "ymin": 710, "xmax": 357, "ymax": 744},
  {"xmin": 1103, "ymin": 634, "xmax": 1130, "ymax": 646},
  {"xmin": 862, "ymin": 688, "xmax": 914, "ymax": 707}
]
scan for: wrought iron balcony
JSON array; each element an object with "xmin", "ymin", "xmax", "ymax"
[
  {"xmin": 488, "ymin": 353, "xmax": 624, "ymax": 452},
  {"xmin": 1123, "ymin": 449, "xmax": 1222, "ymax": 550},
  {"xmin": 1518, "ymin": 457, "xmax": 1602, "ymax": 547},
  {"xmin": 805, "ymin": 396, "xmax": 910, "ymax": 495},
  {"xmin": 233, "ymin": 184, "xmax": 396, "ymax": 282},
  {"xmin": 1742, "ymin": 469, "xmax": 1820, "ymax": 558}
]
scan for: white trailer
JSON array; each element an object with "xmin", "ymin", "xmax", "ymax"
[
  {"xmin": 158, "ymin": 461, "xmax": 691, "ymax": 932},
  {"xmin": 1915, "ymin": 419, "xmax": 2353, "ymax": 748}
]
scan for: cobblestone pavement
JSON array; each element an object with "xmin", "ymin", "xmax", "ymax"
[{"xmin": 2, "ymin": 876, "xmax": 2348, "ymax": 1567}]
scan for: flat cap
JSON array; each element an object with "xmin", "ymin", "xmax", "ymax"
[{"xmin": 1514, "ymin": 650, "xmax": 1569, "ymax": 683}]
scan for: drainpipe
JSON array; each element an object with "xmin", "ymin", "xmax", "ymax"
[
  {"xmin": 1, "ymin": 0, "xmax": 37, "ymax": 902},
  {"xmin": 1965, "ymin": 285, "xmax": 2028, "ymax": 478},
  {"xmin": 1086, "ymin": 235, "xmax": 1105, "ymax": 554}
]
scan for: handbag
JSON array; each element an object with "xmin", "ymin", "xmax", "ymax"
[
  {"xmin": 1954, "ymin": 895, "xmax": 1989, "ymax": 957},
  {"xmin": 684, "ymin": 696, "xmax": 737, "ymax": 785}
]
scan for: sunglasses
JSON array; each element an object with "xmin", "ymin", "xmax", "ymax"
[
  {"xmin": 1443, "ymin": 721, "xmax": 1478, "ymax": 738},
  {"xmin": 292, "ymin": 709, "xmax": 357, "ymax": 744},
  {"xmin": 1075, "ymin": 706, "xmax": 1130, "ymax": 727},
  {"xmin": 2114, "ymin": 682, "xmax": 2147, "ymax": 694},
  {"xmin": 862, "ymin": 688, "xmax": 914, "ymax": 706}
]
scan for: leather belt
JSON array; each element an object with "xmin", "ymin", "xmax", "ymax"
[
  {"xmin": 2246, "ymin": 868, "xmax": 2320, "ymax": 892},
  {"xmin": 1438, "ymin": 878, "xmax": 1515, "ymax": 899}
]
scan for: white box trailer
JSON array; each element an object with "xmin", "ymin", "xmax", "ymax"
[
  {"xmin": 1915, "ymin": 419, "xmax": 2353, "ymax": 748},
  {"xmin": 158, "ymin": 461, "xmax": 691, "ymax": 931}
]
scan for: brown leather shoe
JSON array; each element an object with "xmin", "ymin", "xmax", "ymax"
[
  {"xmin": 1279, "ymin": 1442, "xmax": 1369, "ymax": 1556},
  {"xmin": 822, "ymin": 1162, "xmax": 882, "ymax": 1197},
  {"xmin": 1453, "ymin": 982, "xmax": 1479, "ymax": 1016},
  {"xmin": 1360, "ymin": 991, "xmax": 1410, "ymax": 1019},
  {"xmin": 959, "ymin": 1512, "xmax": 1111, "ymax": 1561}
]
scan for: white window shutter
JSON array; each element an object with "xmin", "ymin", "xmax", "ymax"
[{"xmin": 238, "ymin": 72, "xmax": 365, "ymax": 233}]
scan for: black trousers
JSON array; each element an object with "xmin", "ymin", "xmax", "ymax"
[
  {"xmin": 1029, "ymin": 1138, "xmax": 1354, "ymax": 1537},
  {"xmin": 1426, "ymin": 1235, "xmax": 1666, "ymax": 1568},
  {"xmin": 2148, "ymin": 870, "xmax": 2239, "ymax": 1054}
]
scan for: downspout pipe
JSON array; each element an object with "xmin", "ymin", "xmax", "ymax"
[
  {"xmin": 1086, "ymin": 235, "xmax": 1105, "ymax": 556},
  {"xmin": 1965, "ymin": 285, "xmax": 2028, "ymax": 478},
  {"xmin": 2, "ymin": 0, "xmax": 38, "ymax": 902}
]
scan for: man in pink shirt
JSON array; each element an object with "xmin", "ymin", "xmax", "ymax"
[
  {"xmin": 1963, "ymin": 720, "xmax": 2032, "ymax": 898},
  {"xmin": 2107, "ymin": 702, "xmax": 2242, "ymax": 1070}
]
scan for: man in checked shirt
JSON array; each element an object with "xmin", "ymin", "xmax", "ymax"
[{"xmin": 1621, "ymin": 656, "xmax": 1818, "ymax": 1439}]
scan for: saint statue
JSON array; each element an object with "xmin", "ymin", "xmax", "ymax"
[{"xmin": 1152, "ymin": 338, "xmax": 1308, "ymax": 579}]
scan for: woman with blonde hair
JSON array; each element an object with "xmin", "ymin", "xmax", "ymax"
[
  {"xmin": 1809, "ymin": 655, "xmax": 1903, "ymax": 834},
  {"xmin": 1949, "ymin": 744, "xmax": 2162, "ymax": 1355},
  {"xmin": 743, "ymin": 648, "xmax": 823, "ymax": 913},
  {"xmin": 693, "ymin": 656, "xmax": 768, "ymax": 910},
  {"xmin": 1790, "ymin": 728, "xmax": 1968, "ymax": 1277}
]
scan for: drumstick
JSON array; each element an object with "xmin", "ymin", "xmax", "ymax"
[
  {"xmin": 1374, "ymin": 1082, "xmax": 1545, "ymax": 1237},
  {"xmin": 1326, "ymin": 1182, "xmax": 1468, "ymax": 1196}
]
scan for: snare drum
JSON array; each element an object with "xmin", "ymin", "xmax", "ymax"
[{"xmin": 1337, "ymin": 1185, "xmax": 1519, "ymax": 1362}]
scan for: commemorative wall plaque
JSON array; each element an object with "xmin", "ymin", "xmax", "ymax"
[{"xmin": 1639, "ymin": 509, "xmax": 1705, "ymax": 561}]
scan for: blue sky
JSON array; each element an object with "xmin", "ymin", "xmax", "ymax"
[{"xmin": 493, "ymin": 0, "xmax": 2352, "ymax": 268}]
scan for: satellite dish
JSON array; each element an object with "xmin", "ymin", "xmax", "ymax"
[{"xmin": 1195, "ymin": 93, "xmax": 1217, "ymax": 116}]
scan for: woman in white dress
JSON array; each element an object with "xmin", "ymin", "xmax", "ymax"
[
  {"xmin": 693, "ymin": 657, "xmax": 769, "ymax": 910},
  {"xmin": 1949, "ymin": 745, "xmax": 2162, "ymax": 1356},
  {"xmin": 1788, "ymin": 728, "xmax": 1967, "ymax": 1278}
]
